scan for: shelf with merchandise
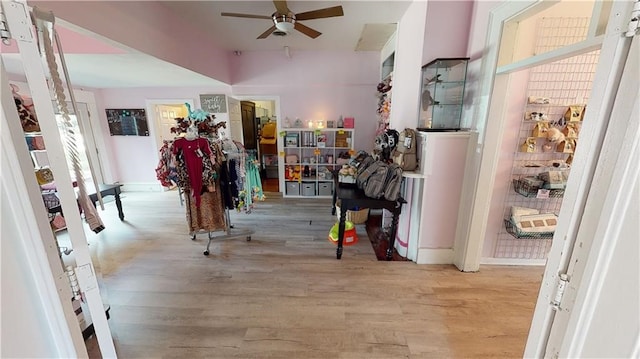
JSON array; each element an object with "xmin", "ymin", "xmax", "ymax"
[
  {"xmin": 280, "ymin": 128, "xmax": 353, "ymax": 198},
  {"xmin": 504, "ymin": 218, "xmax": 555, "ymax": 239},
  {"xmin": 418, "ymin": 57, "xmax": 470, "ymax": 131}
]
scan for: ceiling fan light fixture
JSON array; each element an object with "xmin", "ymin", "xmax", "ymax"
[{"xmin": 273, "ymin": 12, "xmax": 295, "ymax": 33}]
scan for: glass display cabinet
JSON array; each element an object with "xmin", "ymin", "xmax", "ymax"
[{"xmin": 418, "ymin": 57, "xmax": 469, "ymax": 131}]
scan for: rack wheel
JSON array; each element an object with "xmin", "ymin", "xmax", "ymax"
[
  {"xmin": 203, "ymin": 250, "xmax": 209, "ymax": 256},
  {"xmin": 191, "ymin": 234, "xmax": 196, "ymax": 241},
  {"xmin": 246, "ymin": 236, "xmax": 251, "ymax": 241}
]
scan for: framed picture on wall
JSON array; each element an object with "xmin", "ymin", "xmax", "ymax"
[
  {"xmin": 285, "ymin": 133, "xmax": 299, "ymax": 147},
  {"xmin": 199, "ymin": 94, "xmax": 227, "ymax": 113},
  {"xmin": 105, "ymin": 108, "xmax": 149, "ymax": 136}
]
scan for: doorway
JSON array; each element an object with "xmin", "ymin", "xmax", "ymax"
[
  {"xmin": 240, "ymin": 101, "xmax": 258, "ymax": 151},
  {"xmin": 147, "ymin": 100, "xmax": 191, "ymax": 147},
  {"xmin": 485, "ymin": 54, "xmax": 600, "ymax": 264},
  {"xmin": 464, "ymin": 0, "xmax": 635, "ymax": 356},
  {"xmin": 234, "ymin": 98, "xmax": 280, "ymax": 193}
]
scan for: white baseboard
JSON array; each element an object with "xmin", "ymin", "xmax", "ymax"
[
  {"xmin": 480, "ymin": 257, "xmax": 547, "ymax": 266},
  {"xmin": 120, "ymin": 182, "xmax": 164, "ymax": 192},
  {"xmin": 415, "ymin": 248, "xmax": 455, "ymax": 264}
]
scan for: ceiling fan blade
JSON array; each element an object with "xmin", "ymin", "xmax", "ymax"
[
  {"xmin": 294, "ymin": 22, "xmax": 321, "ymax": 39},
  {"xmin": 273, "ymin": 1, "xmax": 290, "ymax": 14},
  {"xmin": 221, "ymin": 12, "xmax": 271, "ymax": 20},
  {"xmin": 295, "ymin": 6, "xmax": 344, "ymax": 21},
  {"xmin": 257, "ymin": 25, "xmax": 277, "ymax": 39}
]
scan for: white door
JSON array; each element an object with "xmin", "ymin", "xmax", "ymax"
[
  {"xmin": 155, "ymin": 104, "xmax": 183, "ymax": 142},
  {"xmin": 525, "ymin": 25, "xmax": 640, "ymax": 358},
  {"xmin": 76, "ymin": 102, "xmax": 105, "ymax": 184},
  {"xmin": 54, "ymin": 101, "xmax": 103, "ymax": 188},
  {"xmin": 227, "ymin": 96, "xmax": 243, "ymax": 144},
  {"xmin": 146, "ymin": 99, "xmax": 193, "ymax": 158}
]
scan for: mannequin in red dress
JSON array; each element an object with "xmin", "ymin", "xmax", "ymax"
[{"xmin": 172, "ymin": 125, "xmax": 212, "ymax": 207}]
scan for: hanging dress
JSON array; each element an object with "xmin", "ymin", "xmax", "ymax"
[{"xmin": 173, "ymin": 137, "xmax": 226, "ymax": 233}]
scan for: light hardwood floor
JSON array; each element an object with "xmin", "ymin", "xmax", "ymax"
[{"xmin": 79, "ymin": 190, "xmax": 544, "ymax": 358}]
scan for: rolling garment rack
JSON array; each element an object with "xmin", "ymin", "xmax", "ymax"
[
  {"xmin": 200, "ymin": 139, "xmax": 257, "ymax": 256},
  {"xmin": 156, "ymin": 109, "xmax": 260, "ymax": 256}
]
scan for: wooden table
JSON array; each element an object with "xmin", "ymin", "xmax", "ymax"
[
  {"xmin": 44, "ymin": 184, "xmax": 125, "ymax": 221},
  {"xmin": 331, "ymin": 181, "xmax": 405, "ymax": 260},
  {"xmin": 89, "ymin": 184, "xmax": 124, "ymax": 221}
]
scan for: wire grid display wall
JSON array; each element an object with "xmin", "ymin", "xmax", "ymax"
[{"xmin": 493, "ymin": 17, "xmax": 600, "ymax": 260}]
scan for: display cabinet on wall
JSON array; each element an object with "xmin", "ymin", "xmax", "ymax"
[
  {"xmin": 280, "ymin": 128, "xmax": 354, "ymax": 197},
  {"xmin": 418, "ymin": 57, "xmax": 469, "ymax": 131}
]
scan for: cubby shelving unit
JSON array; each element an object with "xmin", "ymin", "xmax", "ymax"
[{"xmin": 281, "ymin": 128, "xmax": 354, "ymax": 197}]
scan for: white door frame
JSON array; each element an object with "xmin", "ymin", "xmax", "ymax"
[
  {"xmin": 453, "ymin": 0, "xmax": 541, "ymax": 271},
  {"xmin": 230, "ymin": 95, "xmax": 282, "ymax": 186},
  {"xmin": 528, "ymin": 28, "xmax": 639, "ymax": 358},
  {"xmin": 452, "ymin": 0, "xmax": 636, "ymax": 355},
  {"xmin": 231, "ymin": 95, "xmax": 281, "ymax": 124},
  {"xmin": 454, "ymin": 0, "xmax": 622, "ymax": 270},
  {"xmin": 74, "ymin": 90, "xmax": 109, "ymax": 184}
]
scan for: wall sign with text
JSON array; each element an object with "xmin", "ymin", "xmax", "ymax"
[{"xmin": 199, "ymin": 94, "xmax": 227, "ymax": 114}]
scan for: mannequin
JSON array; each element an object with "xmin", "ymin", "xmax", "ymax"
[{"xmin": 172, "ymin": 122, "xmax": 213, "ymax": 206}]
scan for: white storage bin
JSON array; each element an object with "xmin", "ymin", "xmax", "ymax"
[
  {"xmin": 301, "ymin": 182, "xmax": 316, "ymax": 196},
  {"xmin": 285, "ymin": 182, "xmax": 300, "ymax": 196}
]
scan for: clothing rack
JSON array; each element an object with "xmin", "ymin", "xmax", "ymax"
[
  {"xmin": 155, "ymin": 118, "xmax": 259, "ymax": 255},
  {"xmin": 199, "ymin": 139, "xmax": 255, "ymax": 255}
]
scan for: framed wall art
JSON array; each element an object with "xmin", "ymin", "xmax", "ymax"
[
  {"xmin": 285, "ymin": 133, "xmax": 299, "ymax": 147},
  {"xmin": 105, "ymin": 108, "xmax": 149, "ymax": 136},
  {"xmin": 199, "ymin": 94, "xmax": 227, "ymax": 113}
]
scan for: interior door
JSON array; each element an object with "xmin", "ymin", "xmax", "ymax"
[
  {"xmin": 227, "ymin": 97, "xmax": 243, "ymax": 144},
  {"xmin": 155, "ymin": 104, "xmax": 183, "ymax": 143},
  {"xmin": 543, "ymin": 36, "xmax": 639, "ymax": 359},
  {"xmin": 241, "ymin": 101, "xmax": 257, "ymax": 150},
  {"xmin": 52, "ymin": 101, "xmax": 103, "ymax": 189}
]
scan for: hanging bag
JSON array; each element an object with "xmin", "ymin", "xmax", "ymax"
[{"xmin": 392, "ymin": 128, "xmax": 418, "ymax": 171}]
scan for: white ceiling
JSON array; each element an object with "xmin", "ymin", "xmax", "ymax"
[{"xmin": 3, "ymin": 1, "xmax": 411, "ymax": 88}]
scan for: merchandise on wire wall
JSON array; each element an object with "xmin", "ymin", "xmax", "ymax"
[
  {"xmin": 564, "ymin": 105, "xmax": 586, "ymax": 122},
  {"xmin": 562, "ymin": 122, "xmax": 580, "ymax": 138},
  {"xmin": 531, "ymin": 121, "xmax": 550, "ymax": 138},
  {"xmin": 494, "ymin": 15, "xmax": 600, "ymax": 261}
]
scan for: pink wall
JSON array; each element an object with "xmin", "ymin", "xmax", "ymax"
[
  {"xmin": 388, "ymin": 0, "xmax": 474, "ymax": 131},
  {"xmin": 96, "ymin": 51, "xmax": 381, "ymax": 187},
  {"xmin": 28, "ymin": 1, "xmax": 232, "ymax": 84},
  {"xmin": 388, "ymin": 1, "xmax": 427, "ymax": 131},
  {"xmin": 422, "ymin": 1, "xmax": 474, "ymax": 64},
  {"xmin": 231, "ymin": 50, "xmax": 381, "ymax": 153},
  {"xmin": 98, "ymin": 86, "xmax": 231, "ymax": 186}
]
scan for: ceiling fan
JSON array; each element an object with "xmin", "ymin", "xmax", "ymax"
[{"xmin": 221, "ymin": 1, "xmax": 344, "ymax": 39}]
